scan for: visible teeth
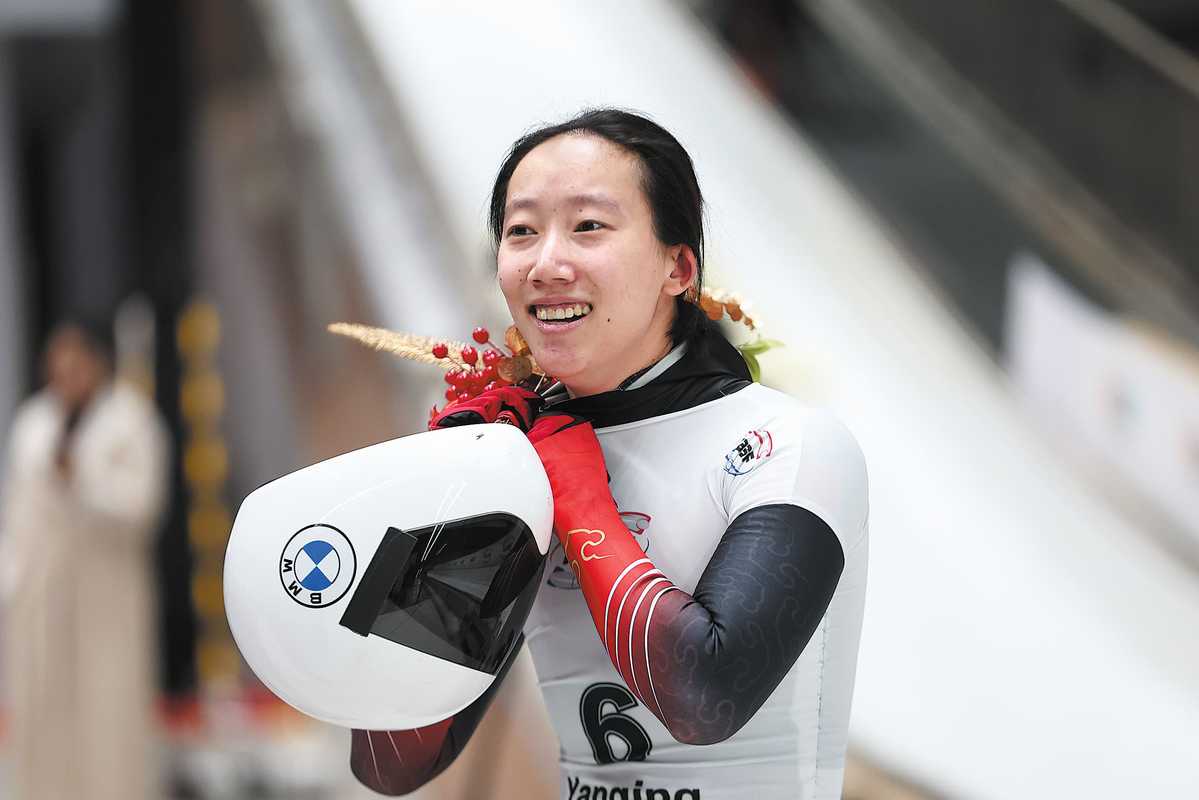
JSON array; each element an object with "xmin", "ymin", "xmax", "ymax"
[{"xmin": 535, "ymin": 303, "xmax": 592, "ymax": 321}]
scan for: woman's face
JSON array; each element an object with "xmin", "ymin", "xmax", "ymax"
[
  {"xmin": 497, "ymin": 133, "xmax": 692, "ymax": 397},
  {"xmin": 44, "ymin": 327, "xmax": 107, "ymax": 411}
]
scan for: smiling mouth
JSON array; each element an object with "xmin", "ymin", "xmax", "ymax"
[{"xmin": 531, "ymin": 302, "xmax": 592, "ymax": 323}]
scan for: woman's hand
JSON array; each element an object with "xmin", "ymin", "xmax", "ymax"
[
  {"xmin": 427, "ymin": 386, "xmax": 543, "ymax": 432},
  {"xmin": 527, "ymin": 412, "xmax": 609, "ymax": 511},
  {"xmin": 526, "ymin": 412, "xmax": 624, "ymax": 566}
]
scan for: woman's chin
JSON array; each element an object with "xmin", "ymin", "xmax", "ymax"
[
  {"xmin": 533, "ymin": 355, "xmax": 579, "ymax": 383},
  {"xmin": 529, "ymin": 346, "xmax": 586, "ymax": 385}
]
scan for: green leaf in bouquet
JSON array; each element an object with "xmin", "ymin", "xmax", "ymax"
[
  {"xmin": 738, "ymin": 338, "xmax": 784, "ymax": 357},
  {"xmin": 741, "ymin": 351, "xmax": 762, "ymax": 383}
]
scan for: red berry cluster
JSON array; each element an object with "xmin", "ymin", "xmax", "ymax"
[{"xmin": 428, "ymin": 326, "xmax": 531, "ymax": 425}]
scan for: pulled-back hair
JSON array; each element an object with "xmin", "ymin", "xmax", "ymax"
[{"xmin": 488, "ymin": 108, "xmax": 707, "ymax": 344}]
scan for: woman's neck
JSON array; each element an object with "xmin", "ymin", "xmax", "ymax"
[{"xmin": 561, "ymin": 337, "xmax": 674, "ymax": 399}]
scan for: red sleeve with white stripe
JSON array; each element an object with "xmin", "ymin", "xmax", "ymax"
[
  {"xmin": 349, "ymin": 637, "xmax": 526, "ymax": 794},
  {"xmin": 350, "ymin": 722, "xmax": 453, "ymax": 796},
  {"xmin": 560, "ymin": 508, "xmax": 681, "ymax": 725},
  {"xmin": 530, "ymin": 417, "xmax": 845, "ymax": 745}
]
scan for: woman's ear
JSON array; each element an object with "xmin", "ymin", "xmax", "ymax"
[{"xmin": 664, "ymin": 244, "xmax": 697, "ymax": 298}]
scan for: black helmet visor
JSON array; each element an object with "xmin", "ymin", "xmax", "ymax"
[{"xmin": 339, "ymin": 512, "xmax": 545, "ymax": 675}]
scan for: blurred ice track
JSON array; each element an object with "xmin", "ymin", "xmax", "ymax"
[{"xmin": 262, "ymin": 1, "xmax": 1199, "ymax": 796}]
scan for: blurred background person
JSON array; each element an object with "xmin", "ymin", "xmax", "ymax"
[{"xmin": 0, "ymin": 319, "xmax": 168, "ymax": 800}]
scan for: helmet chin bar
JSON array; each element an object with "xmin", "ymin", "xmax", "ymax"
[{"xmin": 338, "ymin": 513, "xmax": 545, "ymax": 675}]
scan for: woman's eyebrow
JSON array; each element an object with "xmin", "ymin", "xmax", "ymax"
[
  {"xmin": 567, "ymin": 193, "xmax": 621, "ymax": 213},
  {"xmin": 505, "ymin": 193, "xmax": 621, "ymax": 215}
]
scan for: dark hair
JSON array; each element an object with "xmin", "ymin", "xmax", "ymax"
[
  {"xmin": 53, "ymin": 314, "xmax": 116, "ymax": 366},
  {"xmin": 488, "ymin": 108, "xmax": 708, "ymax": 344}
]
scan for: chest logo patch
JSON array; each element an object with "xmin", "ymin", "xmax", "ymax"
[{"xmin": 723, "ymin": 429, "xmax": 773, "ymax": 476}]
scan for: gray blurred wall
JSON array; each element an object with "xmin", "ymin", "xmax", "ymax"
[{"xmin": 0, "ymin": 44, "xmax": 27, "ymax": 455}]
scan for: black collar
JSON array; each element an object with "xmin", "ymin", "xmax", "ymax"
[{"xmin": 545, "ymin": 326, "xmax": 752, "ymax": 429}]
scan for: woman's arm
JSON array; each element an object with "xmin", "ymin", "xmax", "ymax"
[
  {"xmin": 350, "ymin": 638, "xmax": 524, "ymax": 795},
  {"xmin": 628, "ymin": 504, "xmax": 842, "ymax": 744},
  {"xmin": 529, "ymin": 415, "xmax": 851, "ymax": 745}
]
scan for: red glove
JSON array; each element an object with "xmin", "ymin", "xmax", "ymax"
[
  {"xmin": 428, "ymin": 386, "xmax": 543, "ymax": 432},
  {"xmin": 527, "ymin": 413, "xmax": 630, "ymax": 578},
  {"xmin": 527, "ymin": 415, "xmax": 666, "ymax": 702}
]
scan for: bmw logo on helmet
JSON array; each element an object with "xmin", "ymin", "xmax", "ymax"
[{"xmin": 279, "ymin": 524, "xmax": 357, "ymax": 608}]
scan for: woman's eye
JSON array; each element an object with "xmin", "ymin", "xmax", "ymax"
[
  {"xmin": 575, "ymin": 220, "xmax": 605, "ymax": 232},
  {"xmin": 506, "ymin": 224, "xmax": 534, "ymax": 238}
]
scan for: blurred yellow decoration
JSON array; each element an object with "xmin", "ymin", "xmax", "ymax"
[
  {"xmin": 192, "ymin": 571, "xmax": 225, "ymax": 617},
  {"xmin": 177, "ymin": 302, "xmax": 222, "ymax": 360},
  {"xmin": 177, "ymin": 296, "xmax": 238, "ymax": 696},
  {"xmin": 197, "ymin": 635, "xmax": 241, "ymax": 685},
  {"xmin": 189, "ymin": 504, "xmax": 232, "ymax": 549},
  {"xmin": 181, "ymin": 371, "xmax": 226, "ymax": 422},
  {"xmin": 184, "ymin": 436, "xmax": 229, "ymax": 487}
]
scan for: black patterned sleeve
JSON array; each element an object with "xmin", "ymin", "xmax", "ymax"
[{"xmin": 642, "ymin": 504, "xmax": 844, "ymax": 745}]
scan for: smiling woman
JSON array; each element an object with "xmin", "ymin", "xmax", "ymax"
[
  {"xmin": 350, "ymin": 109, "xmax": 869, "ymax": 800},
  {"xmin": 491, "ymin": 112, "xmax": 705, "ymax": 397}
]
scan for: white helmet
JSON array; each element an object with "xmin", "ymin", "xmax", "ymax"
[{"xmin": 223, "ymin": 423, "xmax": 553, "ymax": 729}]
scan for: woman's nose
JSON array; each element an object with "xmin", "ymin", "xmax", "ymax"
[{"xmin": 527, "ymin": 232, "xmax": 575, "ymax": 284}]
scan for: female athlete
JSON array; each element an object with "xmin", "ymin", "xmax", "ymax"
[{"xmin": 349, "ymin": 109, "xmax": 869, "ymax": 800}]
